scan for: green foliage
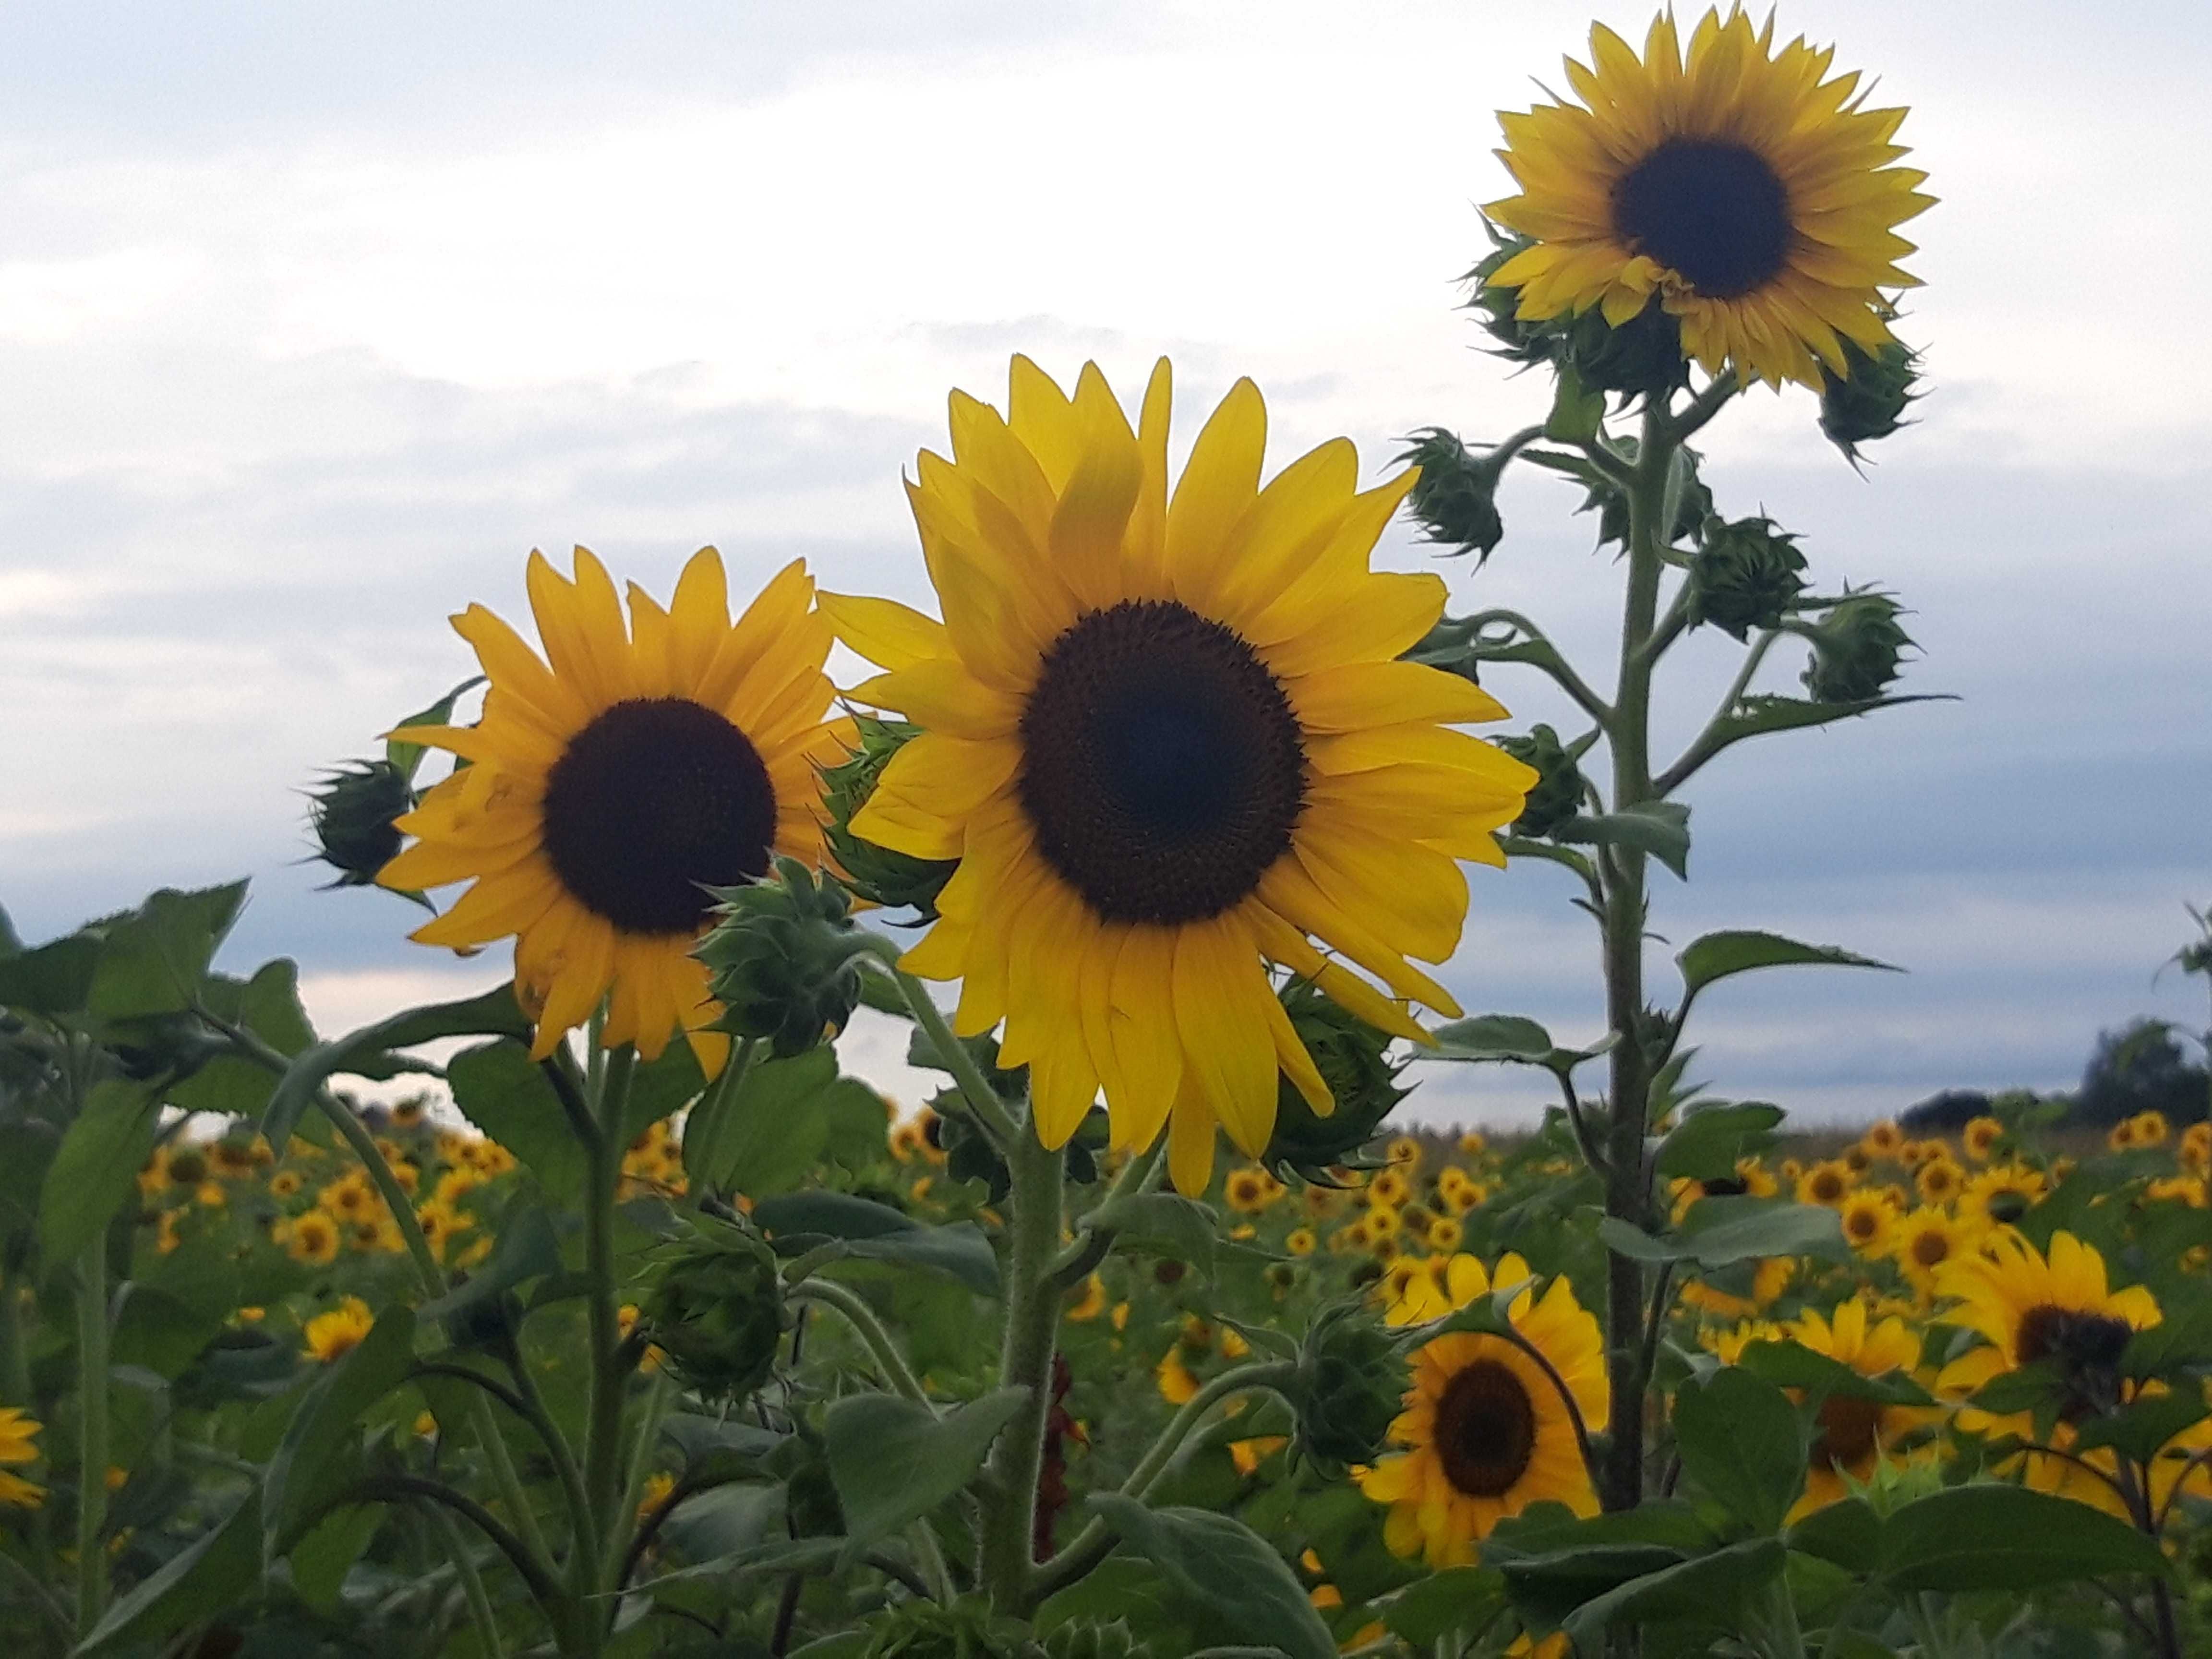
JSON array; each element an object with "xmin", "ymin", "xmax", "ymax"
[
  {"xmin": 1492, "ymin": 723, "xmax": 1587, "ymax": 840},
  {"xmin": 1799, "ymin": 587, "xmax": 1914, "ymax": 703},
  {"xmin": 699, "ymin": 856, "xmax": 878, "ymax": 1058},
  {"xmin": 1818, "ymin": 334, "xmax": 1921, "ymax": 464},
  {"xmin": 1687, "ymin": 513, "xmax": 1808, "ymax": 641},
  {"xmin": 1260, "ymin": 980, "xmax": 1407, "ymax": 1181},
  {"xmin": 1397, "ymin": 427, "xmax": 1507, "ymax": 561},
  {"xmin": 638, "ymin": 1213, "xmax": 787, "ymax": 1400},
  {"xmin": 824, "ymin": 1389, "xmax": 1025, "ymax": 1551}
]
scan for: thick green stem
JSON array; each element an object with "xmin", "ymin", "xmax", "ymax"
[
  {"xmin": 866, "ymin": 954, "xmax": 1021, "ymax": 1148},
  {"xmin": 977, "ymin": 1115, "xmax": 1064, "ymax": 1613},
  {"xmin": 1597, "ymin": 400, "xmax": 1676, "ymax": 1514},
  {"xmin": 72, "ymin": 1235, "xmax": 109, "ymax": 1635},
  {"xmin": 426, "ymin": 1501, "xmax": 508, "ymax": 1659},
  {"xmin": 577, "ymin": 1044, "xmax": 637, "ymax": 1639},
  {"xmin": 788, "ymin": 1278, "xmax": 931, "ymax": 1405}
]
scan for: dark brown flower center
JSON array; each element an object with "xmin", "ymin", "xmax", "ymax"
[
  {"xmin": 1812, "ymin": 1395, "xmax": 1885, "ymax": 1470},
  {"xmin": 1846, "ymin": 1207, "xmax": 1881, "ymax": 1242},
  {"xmin": 1611, "ymin": 139, "xmax": 1792, "ymax": 300},
  {"xmin": 541, "ymin": 697, "xmax": 777, "ymax": 935},
  {"xmin": 1433, "ymin": 1358, "xmax": 1539, "ymax": 1498},
  {"xmin": 2017, "ymin": 1303, "xmax": 2135, "ymax": 1420},
  {"xmin": 1809, "ymin": 1171, "xmax": 1845, "ymax": 1203},
  {"xmin": 1911, "ymin": 1230, "xmax": 1950, "ymax": 1269},
  {"xmin": 1017, "ymin": 600, "xmax": 1305, "ymax": 925}
]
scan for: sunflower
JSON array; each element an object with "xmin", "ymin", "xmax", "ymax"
[
  {"xmin": 1286, "ymin": 1226, "xmax": 1317, "ymax": 1257},
  {"xmin": 304, "ymin": 1297, "xmax": 376, "ymax": 1365},
  {"xmin": 1860, "ymin": 1120, "xmax": 1903, "ymax": 1161},
  {"xmin": 1795, "ymin": 1160, "xmax": 1851, "ymax": 1208},
  {"xmin": 1224, "ymin": 1167, "xmax": 1274, "ymax": 1214},
  {"xmin": 1837, "ymin": 1190, "xmax": 1897, "ymax": 1258},
  {"xmin": 283, "ymin": 1211, "xmax": 342, "ymax": 1267},
  {"xmin": 1483, "ymin": 9, "xmax": 1933, "ymax": 391},
  {"xmin": 380, "ymin": 546, "xmax": 845, "ymax": 1069},
  {"xmin": 1889, "ymin": 1205, "xmax": 1974, "ymax": 1301},
  {"xmin": 824, "ymin": 359, "xmax": 1534, "ymax": 1194},
  {"xmin": 1785, "ymin": 1298, "xmax": 1936, "ymax": 1519},
  {"xmin": 1359, "ymin": 1262, "xmax": 1607, "ymax": 1567},
  {"xmin": 1915, "ymin": 1156, "xmax": 1964, "ymax": 1207},
  {"xmin": 1369, "ymin": 1169, "xmax": 1412, "ymax": 1210},
  {"xmin": 1961, "ymin": 1116, "xmax": 2003, "ymax": 1162},
  {"xmin": 1956, "ymin": 1162, "xmax": 2046, "ymax": 1230},
  {"xmin": 0, "ymin": 1407, "xmax": 45, "ymax": 1511}
]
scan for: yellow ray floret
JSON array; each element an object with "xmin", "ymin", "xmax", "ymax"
[
  {"xmin": 1484, "ymin": 8, "xmax": 1934, "ymax": 391},
  {"xmin": 826, "ymin": 357, "xmax": 1535, "ymax": 1194},
  {"xmin": 380, "ymin": 546, "xmax": 845, "ymax": 1069}
]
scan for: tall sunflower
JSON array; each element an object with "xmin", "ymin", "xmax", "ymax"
[
  {"xmin": 825, "ymin": 358, "xmax": 1535, "ymax": 1193},
  {"xmin": 1484, "ymin": 9, "xmax": 1934, "ymax": 391},
  {"xmin": 1358, "ymin": 1260, "xmax": 1607, "ymax": 1567},
  {"xmin": 1786, "ymin": 1298, "xmax": 1936, "ymax": 1519},
  {"xmin": 380, "ymin": 548, "xmax": 844, "ymax": 1069}
]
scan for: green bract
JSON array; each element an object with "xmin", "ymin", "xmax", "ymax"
[
  {"xmin": 1688, "ymin": 515, "xmax": 1809, "ymax": 641},
  {"xmin": 636, "ymin": 1212, "xmax": 786, "ymax": 1401},
  {"xmin": 1260, "ymin": 980, "xmax": 1406, "ymax": 1182},
  {"xmin": 1495, "ymin": 723, "xmax": 1587, "ymax": 839},
  {"xmin": 1398, "ymin": 427, "xmax": 1506, "ymax": 562},
  {"xmin": 698, "ymin": 856, "xmax": 876, "ymax": 1058},
  {"xmin": 1800, "ymin": 589, "xmax": 1914, "ymax": 703},
  {"xmin": 823, "ymin": 716, "xmax": 960, "ymax": 917},
  {"xmin": 1819, "ymin": 334, "xmax": 1920, "ymax": 463},
  {"xmin": 1288, "ymin": 1299, "xmax": 1406, "ymax": 1476},
  {"xmin": 306, "ymin": 759, "xmax": 413, "ymax": 889}
]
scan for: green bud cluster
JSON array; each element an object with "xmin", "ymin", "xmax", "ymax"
[
  {"xmin": 1262, "ymin": 980, "xmax": 1407, "ymax": 1182},
  {"xmin": 1397, "ymin": 428, "xmax": 1505, "ymax": 562},
  {"xmin": 1819, "ymin": 335, "xmax": 1920, "ymax": 464},
  {"xmin": 1559, "ymin": 436, "xmax": 1712, "ymax": 553},
  {"xmin": 1464, "ymin": 226, "xmax": 1692, "ymax": 402},
  {"xmin": 822, "ymin": 717, "xmax": 960, "ymax": 917},
  {"xmin": 697, "ymin": 856, "xmax": 875, "ymax": 1058},
  {"xmin": 1800, "ymin": 589, "xmax": 1914, "ymax": 703},
  {"xmin": 1288, "ymin": 1299, "xmax": 1407, "ymax": 1476},
  {"xmin": 1493, "ymin": 724, "xmax": 1587, "ymax": 840},
  {"xmin": 307, "ymin": 759, "xmax": 413, "ymax": 889},
  {"xmin": 1688, "ymin": 515, "xmax": 1809, "ymax": 641},
  {"xmin": 857, "ymin": 1595, "xmax": 1030, "ymax": 1659},
  {"xmin": 636, "ymin": 1213, "xmax": 786, "ymax": 1401}
]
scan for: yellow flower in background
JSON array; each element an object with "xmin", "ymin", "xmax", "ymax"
[
  {"xmin": 1786, "ymin": 1299, "xmax": 1936, "ymax": 1520},
  {"xmin": 1915, "ymin": 1156, "xmax": 1964, "ymax": 1206},
  {"xmin": 1838, "ymin": 1190, "xmax": 1898, "ymax": 1258},
  {"xmin": 1956, "ymin": 1163, "xmax": 2047, "ymax": 1230},
  {"xmin": 1860, "ymin": 1120, "xmax": 1903, "ymax": 1161},
  {"xmin": 1064, "ymin": 1274, "xmax": 1107, "ymax": 1322},
  {"xmin": 1155, "ymin": 1347, "xmax": 1200, "ymax": 1406},
  {"xmin": 1224, "ymin": 1166, "xmax": 1275, "ymax": 1214},
  {"xmin": 304, "ymin": 1297, "xmax": 376, "ymax": 1364},
  {"xmin": 1285, "ymin": 1227, "xmax": 1317, "ymax": 1257},
  {"xmin": 1796, "ymin": 1160, "xmax": 1851, "ymax": 1208},
  {"xmin": 2180, "ymin": 1122, "xmax": 2212, "ymax": 1172},
  {"xmin": 826, "ymin": 358, "xmax": 1534, "ymax": 1194},
  {"xmin": 637, "ymin": 1470, "xmax": 676, "ymax": 1525},
  {"xmin": 282, "ymin": 1211, "xmax": 342, "ymax": 1267},
  {"xmin": 1368, "ymin": 1168, "xmax": 1410, "ymax": 1210},
  {"xmin": 1937, "ymin": 1232, "xmax": 2157, "ymax": 1401},
  {"xmin": 1961, "ymin": 1117, "xmax": 2003, "ymax": 1162},
  {"xmin": 1484, "ymin": 9, "xmax": 1933, "ymax": 390},
  {"xmin": 380, "ymin": 546, "xmax": 846, "ymax": 1070},
  {"xmin": 0, "ymin": 1407, "xmax": 43, "ymax": 1510},
  {"xmin": 1360, "ymin": 1265, "xmax": 1608, "ymax": 1566},
  {"xmin": 1889, "ymin": 1206, "xmax": 1974, "ymax": 1301}
]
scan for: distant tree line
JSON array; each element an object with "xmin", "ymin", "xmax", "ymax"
[{"xmin": 1900, "ymin": 1017, "xmax": 2212, "ymax": 1132}]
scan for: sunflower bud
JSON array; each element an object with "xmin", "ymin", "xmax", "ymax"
[
  {"xmin": 697, "ymin": 857, "xmax": 875, "ymax": 1058},
  {"xmin": 636, "ymin": 1214, "xmax": 785, "ymax": 1401},
  {"xmin": 1493, "ymin": 724, "xmax": 1586, "ymax": 840},
  {"xmin": 1688, "ymin": 515, "xmax": 1809, "ymax": 641},
  {"xmin": 1819, "ymin": 336, "xmax": 1920, "ymax": 465},
  {"xmin": 308, "ymin": 759, "xmax": 414, "ymax": 890},
  {"xmin": 1800, "ymin": 589, "xmax": 1913, "ymax": 704},
  {"xmin": 822, "ymin": 717, "xmax": 959, "ymax": 918},
  {"xmin": 1397, "ymin": 428, "xmax": 1505, "ymax": 563},
  {"xmin": 1288, "ymin": 1299, "xmax": 1407, "ymax": 1476},
  {"xmin": 1262, "ymin": 982, "xmax": 1407, "ymax": 1183},
  {"xmin": 1465, "ymin": 226, "xmax": 1692, "ymax": 402},
  {"xmin": 856, "ymin": 1596, "xmax": 1029, "ymax": 1659}
]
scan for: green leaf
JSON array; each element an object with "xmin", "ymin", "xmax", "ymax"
[
  {"xmin": 445, "ymin": 1040, "xmax": 586, "ymax": 1202},
  {"xmin": 113, "ymin": 1249, "xmax": 243, "ymax": 1379},
  {"xmin": 1556, "ymin": 801, "xmax": 1691, "ymax": 881},
  {"xmin": 1088, "ymin": 1494, "xmax": 1338, "ymax": 1659},
  {"xmin": 385, "ymin": 675, "xmax": 484, "ymax": 783},
  {"xmin": 2068, "ymin": 1389, "xmax": 2212, "ymax": 1463},
  {"xmin": 1087, "ymin": 1191, "xmax": 1221, "ymax": 1278},
  {"xmin": 415, "ymin": 1206, "xmax": 563, "ymax": 1322},
  {"xmin": 0, "ymin": 928, "xmax": 103, "ymax": 1016},
  {"xmin": 1482, "ymin": 1502, "xmax": 1717, "ymax": 1620},
  {"xmin": 2124, "ymin": 1298, "xmax": 2212, "ymax": 1379},
  {"xmin": 688, "ymin": 1046, "xmax": 841, "ymax": 1197},
  {"xmin": 1561, "ymin": 1538, "xmax": 1785, "ymax": 1649},
  {"xmin": 1735, "ymin": 1340, "xmax": 1934, "ymax": 1407},
  {"xmin": 77, "ymin": 1489, "xmax": 263, "ymax": 1656},
  {"xmin": 822, "ymin": 1387, "xmax": 1025, "ymax": 1550},
  {"xmin": 1544, "ymin": 362, "xmax": 1606, "ymax": 444},
  {"xmin": 1653, "ymin": 1102, "xmax": 1784, "ymax": 1182},
  {"xmin": 755, "ymin": 1190, "xmax": 999, "ymax": 1296},
  {"xmin": 39, "ymin": 1078, "xmax": 159, "ymax": 1267},
  {"xmin": 1672, "ymin": 1368, "xmax": 1804, "ymax": 1535},
  {"xmin": 1428, "ymin": 1015, "xmax": 1553, "ymax": 1064},
  {"xmin": 1680, "ymin": 1197, "xmax": 1847, "ymax": 1267},
  {"xmin": 1786, "ymin": 1497, "xmax": 1882, "ymax": 1575},
  {"xmin": 1877, "ymin": 1484, "xmax": 2173, "ymax": 1591},
  {"xmin": 1703, "ymin": 691, "xmax": 1948, "ymax": 753},
  {"xmin": 1383, "ymin": 1566, "xmax": 1506, "ymax": 1645},
  {"xmin": 1676, "ymin": 929, "xmax": 1899, "ymax": 1008},
  {"xmin": 168, "ymin": 959, "xmax": 319, "ymax": 1119},
  {"xmin": 260, "ymin": 982, "xmax": 529, "ymax": 1150},
  {"xmin": 264, "ymin": 1306, "xmax": 418, "ymax": 1551},
  {"xmin": 87, "ymin": 881, "xmax": 251, "ymax": 1021},
  {"xmin": 286, "ymin": 1501, "xmax": 383, "ymax": 1611}
]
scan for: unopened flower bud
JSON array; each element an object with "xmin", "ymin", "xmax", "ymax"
[
  {"xmin": 822, "ymin": 717, "xmax": 958, "ymax": 917},
  {"xmin": 1688, "ymin": 515, "xmax": 1809, "ymax": 641},
  {"xmin": 1493, "ymin": 724, "xmax": 1587, "ymax": 840},
  {"xmin": 697, "ymin": 857, "xmax": 875, "ymax": 1058},
  {"xmin": 1398, "ymin": 429, "xmax": 1506, "ymax": 563},
  {"xmin": 1262, "ymin": 982, "xmax": 1408, "ymax": 1183},
  {"xmin": 1801, "ymin": 589, "xmax": 1913, "ymax": 703},
  {"xmin": 309, "ymin": 760, "xmax": 414, "ymax": 890},
  {"xmin": 636, "ymin": 1214, "xmax": 785, "ymax": 1401},
  {"xmin": 1289, "ymin": 1299, "xmax": 1407, "ymax": 1476},
  {"xmin": 1819, "ymin": 336, "xmax": 1920, "ymax": 465},
  {"xmin": 857, "ymin": 1595, "xmax": 1028, "ymax": 1659}
]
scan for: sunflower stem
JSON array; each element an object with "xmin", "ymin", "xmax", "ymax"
[
  {"xmin": 577, "ymin": 1042, "xmax": 637, "ymax": 1644},
  {"xmin": 876, "ymin": 957, "xmax": 1021, "ymax": 1149},
  {"xmin": 976, "ymin": 1107, "xmax": 1064, "ymax": 1615},
  {"xmin": 787, "ymin": 1278, "xmax": 931, "ymax": 1407},
  {"xmin": 1596, "ymin": 399, "xmax": 1676, "ymax": 1515},
  {"xmin": 72, "ymin": 1232, "xmax": 109, "ymax": 1635}
]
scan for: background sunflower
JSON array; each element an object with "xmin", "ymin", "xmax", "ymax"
[
  {"xmin": 827, "ymin": 357, "xmax": 1534, "ymax": 1192},
  {"xmin": 1484, "ymin": 9, "xmax": 1934, "ymax": 390},
  {"xmin": 380, "ymin": 547, "xmax": 844, "ymax": 1068}
]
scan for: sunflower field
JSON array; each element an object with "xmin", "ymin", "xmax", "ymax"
[{"xmin": 6, "ymin": 9, "xmax": 2212, "ymax": 1659}]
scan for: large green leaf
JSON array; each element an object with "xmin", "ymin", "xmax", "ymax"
[
  {"xmin": 1786, "ymin": 1497, "xmax": 1882, "ymax": 1575},
  {"xmin": 1560, "ymin": 1538, "xmax": 1785, "ymax": 1648},
  {"xmin": 1676, "ymin": 930, "xmax": 1898, "ymax": 1010},
  {"xmin": 0, "ymin": 928, "xmax": 103, "ymax": 1016},
  {"xmin": 1671, "ymin": 1368, "xmax": 1803, "ymax": 1535},
  {"xmin": 77, "ymin": 1488, "xmax": 263, "ymax": 1655},
  {"xmin": 168, "ymin": 958, "xmax": 318, "ymax": 1119},
  {"xmin": 1429, "ymin": 1014, "xmax": 1553, "ymax": 1063},
  {"xmin": 688, "ymin": 1046, "xmax": 843, "ymax": 1197},
  {"xmin": 260, "ymin": 983, "xmax": 529, "ymax": 1149},
  {"xmin": 112, "ymin": 1248, "xmax": 243, "ymax": 1379},
  {"xmin": 416, "ymin": 1205, "xmax": 563, "ymax": 1323},
  {"xmin": 1653, "ymin": 1101, "xmax": 1784, "ymax": 1182},
  {"xmin": 263, "ymin": 1305, "xmax": 418, "ymax": 1552},
  {"xmin": 1735, "ymin": 1339, "xmax": 1934, "ymax": 1407},
  {"xmin": 86, "ymin": 881, "xmax": 250, "ymax": 1021},
  {"xmin": 39, "ymin": 1077, "xmax": 160, "ymax": 1267},
  {"xmin": 1085, "ymin": 1191, "xmax": 1221, "ymax": 1278},
  {"xmin": 1383, "ymin": 1566, "xmax": 1507, "ymax": 1645},
  {"xmin": 445, "ymin": 1039, "xmax": 586, "ymax": 1202},
  {"xmin": 823, "ymin": 1387, "xmax": 1024, "ymax": 1550},
  {"xmin": 756, "ymin": 1191, "xmax": 999, "ymax": 1296},
  {"xmin": 1088, "ymin": 1494, "xmax": 1338, "ymax": 1659},
  {"xmin": 1699, "ymin": 691, "xmax": 1947, "ymax": 755},
  {"xmin": 1877, "ymin": 1484, "xmax": 2172, "ymax": 1591},
  {"xmin": 1600, "ymin": 1197, "xmax": 1848, "ymax": 1269}
]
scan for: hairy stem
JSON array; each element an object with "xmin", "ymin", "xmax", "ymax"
[
  {"xmin": 577, "ymin": 1044, "xmax": 638, "ymax": 1642},
  {"xmin": 977, "ymin": 1115, "xmax": 1065, "ymax": 1613}
]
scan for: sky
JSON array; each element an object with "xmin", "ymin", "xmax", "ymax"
[{"xmin": 2, "ymin": 0, "xmax": 2208, "ymax": 1128}]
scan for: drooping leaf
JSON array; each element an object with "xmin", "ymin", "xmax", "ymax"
[
  {"xmin": 756, "ymin": 1190, "xmax": 999, "ymax": 1296},
  {"xmin": 1672, "ymin": 1368, "xmax": 1804, "ymax": 1536},
  {"xmin": 0, "ymin": 928, "xmax": 104, "ymax": 1016},
  {"xmin": 1088, "ymin": 1494, "xmax": 1338, "ymax": 1659},
  {"xmin": 1735, "ymin": 1340, "xmax": 1935, "ymax": 1407},
  {"xmin": 445, "ymin": 1040, "xmax": 586, "ymax": 1202},
  {"xmin": 416, "ymin": 1205, "xmax": 563, "ymax": 1323},
  {"xmin": 1382, "ymin": 1565, "xmax": 1507, "ymax": 1646},
  {"xmin": 168, "ymin": 958, "xmax": 319, "ymax": 1118},
  {"xmin": 39, "ymin": 1077, "xmax": 160, "ymax": 1267},
  {"xmin": 1560, "ymin": 1538, "xmax": 1785, "ymax": 1649},
  {"xmin": 86, "ymin": 881, "xmax": 251, "ymax": 1021},
  {"xmin": 1428, "ymin": 1015, "xmax": 1553, "ymax": 1064},
  {"xmin": 1653, "ymin": 1101, "xmax": 1784, "ymax": 1182},
  {"xmin": 1876, "ymin": 1484, "xmax": 2172, "ymax": 1591},
  {"xmin": 77, "ymin": 1488, "xmax": 263, "ymax": 1656},
  {"xmin": 823, "ymin": 1387, "xmax": 1025, "ymax": 1550},
  {"xmin": 264, "ymin": 1305, "xmax": 418, "ymax": 1551}
]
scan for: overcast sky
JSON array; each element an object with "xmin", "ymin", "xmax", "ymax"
[{"xmin": 3, "ymin": 0, "xmax": 2208, "ymax": 1127}]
